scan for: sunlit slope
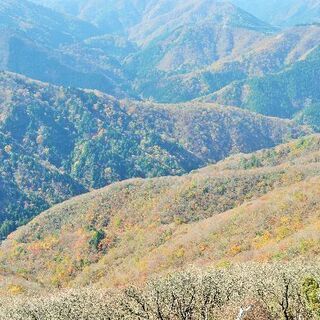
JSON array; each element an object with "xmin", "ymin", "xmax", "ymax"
[{"xmin": 2, "ymin": 135, "xmax": 320, "ymax": 290}]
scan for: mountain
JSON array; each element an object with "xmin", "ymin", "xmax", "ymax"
[
  {"xmin": 231, "ymin": 0, "xmax": 320, "ymax": 26},
  {"xmin": 209, "ymin": 25, "xmax": 320, "ymax": 77},
  {"xmin": 29, "ymin": 0, "xmax": 274, "ymax": 38},
  {"xmin": 2, "ymin": 34, "xmax": 132, "ymax": 96},
  {"xmin": 0, "ymin": 0, "xmax": 136, "ymax": 96},
  {"xmin": 1, "ymin": 134, "xmax": 320, "ymax": 291},
  {"xmin": 129, "ymin": 0, "xmax": 274, "ymax": 45},
  {"xmin": 0, "ymin": 1, "xmax": 320, "ymax": 317},
  {"xmin": 204, "ymin": 43, "xmax": 320, "ymax": 125},
  {"xmin": 0, "ymin": 0, "xmax": 97, "ymax": 47},
  {"xmin": 132, "ymin": 24, "xmax": 320, "ymax": 103},
  {"xmin": 8, "ymin": 0, "xmax": 320, "ymax": 108},
  {"xmin": 29, "ymin": 0, "xmax": 149, "ymax": 35},
  {"xmin": 0, "ymin": 0, "xmax": 318, "ymax": 242},
  {"xmin": 124, "ymin": 1, "xmax": 275, "ymax": 100},
  {"xmin": 4, "ymin": 0, "xmax": 320, "ymax": 106},
  {"xmin": 0, "ymin": 132, "xmax": 85, "ymax": 238},
  {"xmin": 25, "ymin": 0, "xmax": 276, "ymax": 101},
  {"xmin": 0, "ymin": 71, "xmax": 306, "ymax": 239}
]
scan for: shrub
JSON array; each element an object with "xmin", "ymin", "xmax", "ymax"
[{"xmin": 2, "ymin": 263, "xmax": 320, "ymax": 319}]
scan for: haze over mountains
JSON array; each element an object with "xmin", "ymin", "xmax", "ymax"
[
  {"xmin": 1, "ymin": 1, "xmax": 320, "ymax": 317},
  {"xmin": 30, "ymin": 0, "xmax": 320, "ymax": 29},
  {"xmin": 1, "ymin": 0, "xmax": 320, "ymax": 106},
  {"xmin": 205, "ymin": 42, "xmax": 320, "ymax": 120},
  {"xmin": 232, "ymin": 0, "xmax": 320, "ymax": 26}
]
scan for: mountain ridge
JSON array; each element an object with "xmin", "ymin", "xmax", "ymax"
[
  {"xmin": 231, "ymin": 0, "xmax": 320, "ymax": 26},
  {"xmin": 0, "ymin": 71, "xmax": 306, "ymax": 239},
  {"xmin": 1, "ymin": 134, "xmax": 320, "ymax": 291},
  {"xmin": 203, "ymin": 43, "xmax": 320, "ymax": 124}
]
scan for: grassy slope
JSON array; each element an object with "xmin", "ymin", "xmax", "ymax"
[{"xmin": 2, "ymin": 135, "xmax": 320, "ymax": 291}]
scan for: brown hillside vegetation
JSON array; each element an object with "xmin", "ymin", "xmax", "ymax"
[
  {"xmin": 1, "ymin": 135, "xmax": 320, "ymax": 292},
  {"xmin": 0, "ymin": 71, "xmax": 306, "ymax": 239}
]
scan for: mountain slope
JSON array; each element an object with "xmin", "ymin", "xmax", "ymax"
[
  {"xmin": 124, "ymin": 1, "xmax": 276, "ymax": 101},
  {"xmin": 9, "ymin": 0, "xmax": 320, "ymax": 107},
  {"xmin": 0, "ymin": 0, "xmax": 98, "ymax": 47},
  {"xmin": 6, "ymin": 0, "xmax": 320, "ymax": 105},
  {"xmin": 129, "ymin": 0, "xmax": 274, "ymax": 45},
  {"xmin": 232, "ymin": 0, "xmax": 320, "ymax": 26},
  {"xmin": 204, "ymin": 44, "xmax": 320, "ymax": 122},
  {"xmin": 0, "ymin": 71, "xmax": 306, "ymax": 239},
  {"xmin": 29, "ymin": 0, "xmax": 273, "ymax": 39},
  {"xmin": 27, "ymin": 0, "xmax": 277, "ymax": 102},
  {"xmin": 0, "ymin": 0, "xmax": 134, "ymax": 95},
  {"xmin": 2, "ymin": 135, "xmax": 320, "ymax": 291},
  {"xmin": 3, "ymin": 35, "xmax": 128, "ymax": 95},
  {"xmin": 132, "ymin": 24, "xmax": 320, "ymax": 102},
  {"xmin": 0, "ymin": 132, "xmax": 85, "ymax": 238},
  {"xmin": 29, "ymin": 0, "xmax": 149, "ymax": 35},
  {"xmin": 26, "ymin": 0, "xmax": 320, "ymax": 33}
]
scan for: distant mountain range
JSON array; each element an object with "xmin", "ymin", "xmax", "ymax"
[
  {"xmin": 133, "ymin": 24, "xmax": 320, "ymax": 103},
  {"xmin": 0, "ymin": 0, "xmax": 319, "ymax": 111},
  {"xmin": 0, "ymin": 0, "xmax": 142, "ymax": 97},
  {"xmin": 30, "ymin": 0, "xmax": 320, "ymax": 28},
  {"xmin": 231, "ymin": 0, "xmax": 320, "ymax": 26},
  {"xmin": 204, "ymin": 43, "xmax": 320, "ymax": 122},
  {"xmin": 0, "ymin": 0, "xmax": 98, "ymax": 46}
]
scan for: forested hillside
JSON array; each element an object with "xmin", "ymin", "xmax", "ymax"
[
  {"xmin": 0, "ymin": 71, "xmax": 305, "ymax": 238},
  {"xmin": 1, "ymin": 135, "xmax": 320, "ymax": 292},
  {"xmin": 0, "ymin": 1, "xmax": 320, "ymax": 319},
  {"xmin": 135, "ymin": 24, "xmax": 320, "ymax": 102},
  {"xmin": 0, "ymin": 0, "xmax": 134, "ymax": 96},
  {"xmin": 205, "ymin": 44, "xmax": 320, "ymax": 125}
]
